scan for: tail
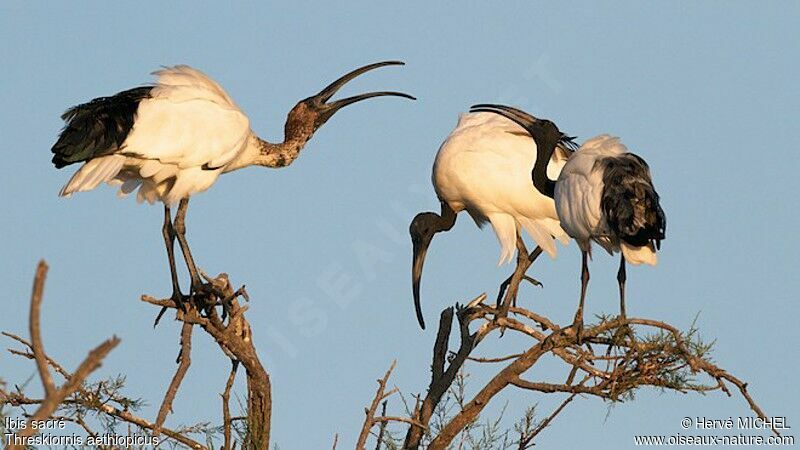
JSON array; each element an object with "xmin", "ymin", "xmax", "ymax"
[
  {"xmin": 600, "ymin": 153, "xmax": 666, "ymax": 265},
  {"xmin": 59, "ymin": 155, "xmax": 125, "ymax": 197}
]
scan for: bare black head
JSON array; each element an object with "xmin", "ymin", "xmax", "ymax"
[
  {"xmin": 469, "ymin": 104, "xmax": 576, "ymax": 198},
  {"xmin": 409, "ymin": 205, "xmax": 456, "ymax": 329},
  {"xmin": 285, "ymin": 61, "xmax": 416, "ymax": 142}
]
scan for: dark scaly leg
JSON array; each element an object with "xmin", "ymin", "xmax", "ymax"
[
  {"xmin": 173, "ymin": 198, "xmax": 203, "ymax": 293},
  {"xmin": 155, "ymin": 205, "xmax": 186, "ymax": 325},
  {"xmin": 617, "ymin": 254, "xmax": 627, "ymax": 320},
  {"xmin": 573, "ymin": 250, "xmax": 590, "ymax": 344},
  {"xmin": 162, "ymin": 205, "xmax": 183, "ymax": 301},
  {"xmin": 496, "ymin": 240, "xmax": 543, "ymax": 309},
  {"xmin": 612, "ymin": 254, "xmax": 634, "ymax": 345},
  {"xmin": 495, "ymin": 233, "xmax": 542, "ymax": 316}
]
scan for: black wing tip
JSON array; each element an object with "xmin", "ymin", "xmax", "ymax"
[{"xmin": 51, "ymin": 152, "xmax": 70, "ymax": 169}]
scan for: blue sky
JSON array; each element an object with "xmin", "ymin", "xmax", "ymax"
[{"xmin": 1, "ymin": 2, "xmax": 798, "ymax": 448}]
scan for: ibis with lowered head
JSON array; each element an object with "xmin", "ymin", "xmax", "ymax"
[{"xmin": 409, "ymin": 109, "xmax": 576, "ymax": 329}]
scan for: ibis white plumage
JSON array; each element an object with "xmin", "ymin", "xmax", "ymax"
[
  {"xmin": 476, "ymin": 105, "xmax": 666, "ymax": 340},
  {"xmin": 409, "ymin": 109, "xmax": 575, "ymax": 329},
  {"xmin": 52, "ymin": 61, "xmax": 414, "ymax": 306}
]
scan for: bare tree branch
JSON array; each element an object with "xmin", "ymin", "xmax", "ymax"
[
  {"xmin": 5, "ymin": 261, "xmax": 121, "ymax": 450},
  {"xmin": 222, "ymin": 359, "xmax": 240, "ymax": 450},
  {"xmin": 142, "ymin": 271, "xmax": 270, "ymax": 450},
  {"xmin": 29, "ymin": 261, "xmax": 55, "ymax": 398},
  {"xmin": 357, "ymin": 360, "xmax": 399, "ymax": 450},
  {"xmin": 155, "ymin": 321, "xmax": 194, "ymax": 436}
]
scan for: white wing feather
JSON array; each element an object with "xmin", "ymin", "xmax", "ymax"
[
  {"xmin": 555, "ymin": 134, "xmax": 628, "ymax": 253},
  {"xmin": 59, "ymin": 65, "xmax": 254, "ymax": 205},
  {"xmin": 433, "ymin": 112, "xmax": 569, "ymax": 263},
  {"xmin": 122, "ymin": 66, "xmax": 250, "ymax": 169}
]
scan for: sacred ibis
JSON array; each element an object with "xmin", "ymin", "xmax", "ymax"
[
  {"xmin": 52, "ymin": 61, "xmax": 414, "ymax": 305},
  {"xmin": 475, "ymin": 104, "xmax": 666, "ymax": 340},
  {"xmin": 409, "ymin": 110, "xmax": 575, "ymax": 329}
]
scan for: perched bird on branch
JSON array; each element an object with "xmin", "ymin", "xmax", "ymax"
[
  {"xmin": 409, "ymin": 110, "xmax": 575, "ymax": 329},
  {"xmin": 52, "ymin": 61, "xmax": 414, "ymax": 306},
  {"xmin": 475, "ymin": 104, "xmax": 666, "ymax": 341}
]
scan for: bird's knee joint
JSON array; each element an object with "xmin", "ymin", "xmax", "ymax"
[{"xmin": 174, "ymin": 221, "xmax": 186, "ymax": 235}]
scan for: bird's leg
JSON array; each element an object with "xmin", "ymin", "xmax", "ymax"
[
  {"xmin": 496, "ymin": 244, "xmax": 544, "ymax": 310},
  {"xmin": 173, "ymin": 198, "xmax": 204, "ymax": 296},
  {"xmin": 496, "ymin": 234, "xmax": 528, "ymax": 312},
  {"xmin": 162, "ymin": 206, "xmax": 184, "ymax": 298},
  {"xmin": 497, "ymin": 236, "xmax": 545, "ymax": 322},
  {"xmin": 573, "ymin": 250, "xmax": 590, "ymax": 345},
  {"xmin": 155, "ymin": 205, "xmax": 188, "ymax": 324},
  {"xmin": 612, "ymin": 254, "xmax": 634, "ymax": 345},
  {"xmin": 618, "ymin": 255, "xmax": 627, "ymax": 320}
]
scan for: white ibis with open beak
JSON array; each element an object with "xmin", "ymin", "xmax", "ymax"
[{"xmin": 52, "ymin": 61, "xmax": 415, "ymax": 306}]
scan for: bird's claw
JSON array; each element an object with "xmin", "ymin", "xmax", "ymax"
[
  {"xmin": 611, "ymin": 318, "xmax": 634, "ymax": 347},
  {"xmin": 523, "ymin": 276, "xmax": 543, "ymax": 288},
  {"xmin": 152, "ymin": 290, "xmax": 190, "ymax": 327},
  {"xmin": 188, "ymin": 271, "xmax": 241, "ymax": 321}
]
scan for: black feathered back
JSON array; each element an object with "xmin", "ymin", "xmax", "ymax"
[
  {"xmin": 51, "ymin": 86, "xmax": 153, "ymax": 168},
  {"xmin": 600, "ymin": 154, "xmax": 666, "ymax": 249}
]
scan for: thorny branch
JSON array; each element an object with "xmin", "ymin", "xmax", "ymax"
[
  {"xmin": 367, "ymin": 285, "xmax": 774, "ymax": 449},
  {"xmin": 2, "ymin": 262, "xmax": 264, "ymax": 450}
]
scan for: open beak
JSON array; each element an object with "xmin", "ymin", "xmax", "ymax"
[
  {"xmin": 306, "ymin": 61, "xmax": 416, "ymax": 126},
  {"xmin": 412, "ymin": 234, "xmax": 431, "ymax": 329}
]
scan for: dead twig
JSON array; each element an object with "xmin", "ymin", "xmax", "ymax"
[
  {"xmin": 6, "ymin": 261, "xmax": 120, "ymax": 450},
  {"xmin": 154, "ymin": 320, "xmax": 194, "ymax": 436},
  {"xmin": 222, "ymin": 359, "xmax": 240, "ymax": 450},
  {"xmin": 356, "ymin": 360, "xmax": 398, "ymax": 450}
]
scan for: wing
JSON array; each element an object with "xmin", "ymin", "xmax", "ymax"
[
  {"xmin": 433, "ymin": 112, "xmax": 569, "ymax": 258},
  {"xmin": 554, "ymin": 150, "xmax": 606, "ymax": 249},
  {"xmin": 51, "ymin": 86, "xmax": 153, "ymax": 168},
  {"xmin": 600, "ymin": 153, "xmax": 666, "ymax": 248},
  {"xmin": 120, "ymin": 65, "xmax": 251, "ymax": 169},
  {"xmin": 120, "ymin": 95, "xmax": 250, "ymax": 169}
]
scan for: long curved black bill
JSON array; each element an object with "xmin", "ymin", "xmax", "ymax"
[
  {"xmin": 469, "ymin": 103, "xmax": 539, "ymax": 131},
  {"xmin": 412, "ymin": 237, "xmax": 429, "ymax": 329},
  {"xmin": 310, "ymin": 61, "xmax": 416, "ymax": 109},
  {"xmin": 329, "ymin": 91, "xmax": 416, "ymax": 110},
  {"xmin": 470, "ymin": 104, "xmax": 578, "ymax": 150}
]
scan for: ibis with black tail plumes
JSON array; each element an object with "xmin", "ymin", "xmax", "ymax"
[
  {"xmin": 52, "ymin": 61, "xmax": 414, "ymax": 308},
  {"xmin": 476, "ymin": 104, "xmax": 666, "ymax": 341},
  {"xmin": 409, "ymin": 109, "xmax": 576, "ymax": 329}
]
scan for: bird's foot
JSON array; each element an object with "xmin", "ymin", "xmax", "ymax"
[
  {"xmin": 495, "ymin": 275, "xmax": 543, "ymax": 309},
  {"xmin": 611, "ymin": 316, "xmax": 634, "ymax": 348},
  {"xmin": 522, "ymin": 275, "xmax": 543, "ymax": 288},
  {"xmin": 152, "ymin": 289, "xmax": 190, "ymax": 327},
  {"xmin": 187, "ymin": 282, "xmax": 220, "ymax": 316},
  {"xmin": 192, "ymin": 270, "xmax": 245, "ymax": 322}
]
